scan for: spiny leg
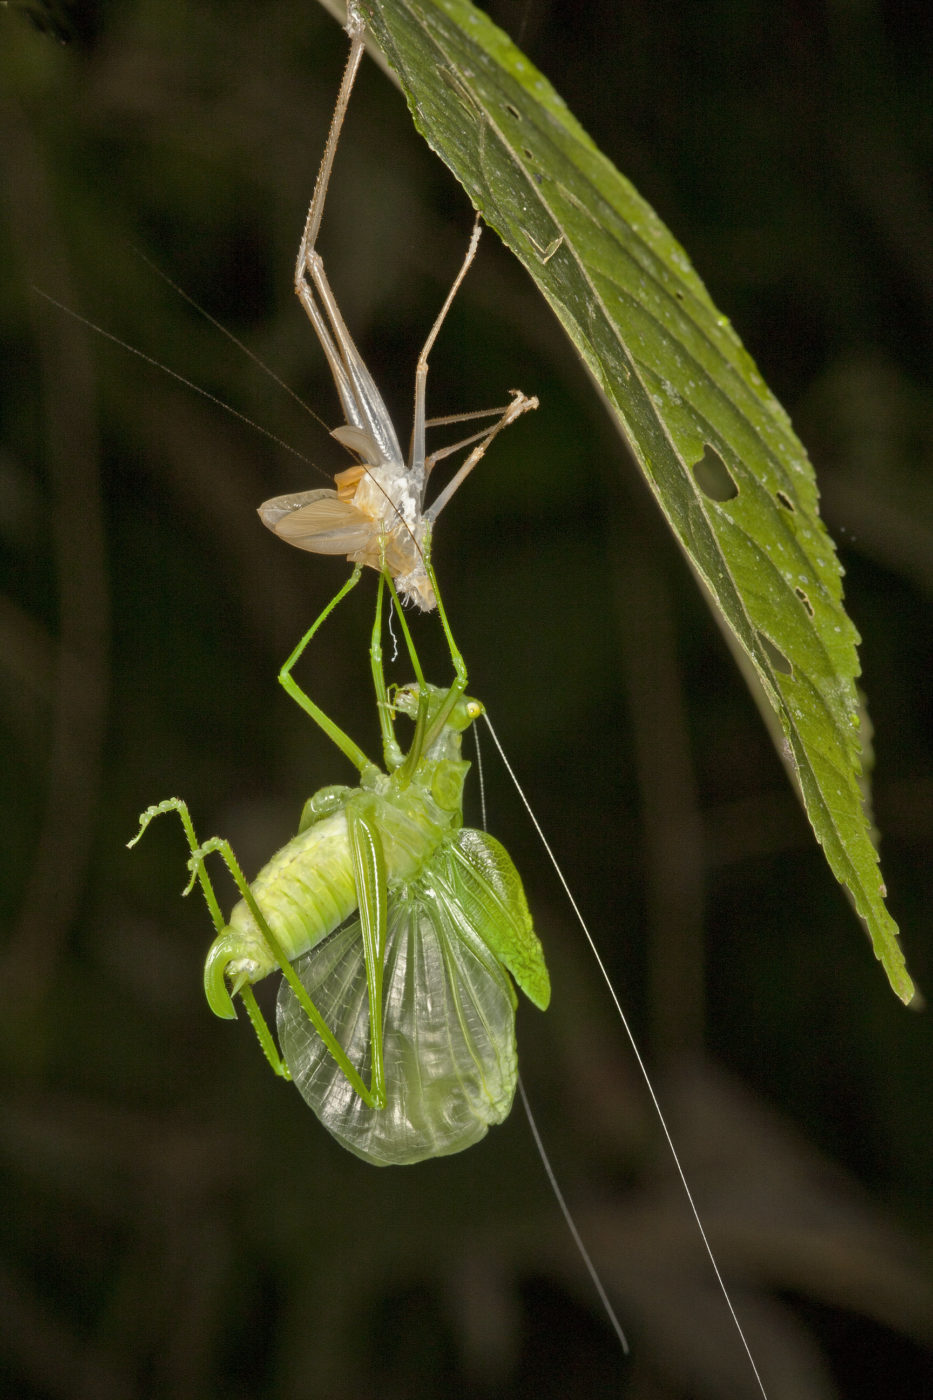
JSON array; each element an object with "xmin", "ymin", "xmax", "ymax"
[
  {"xmin": 297, "ymin": 5, "xmax": 366, "ymax": 275},
  {"xmin": 360, "ymin": 537, "xmax": 471, "ymax": 783},
  {"xmin": 191, "ymin": 834, "xmax": 382, "ymax": 1106},
  {"xmin": 383, "ymin": 571, "xmax": 427, "ymax": 691},
  {"xmin": 345, "ymin": 805, "xmax": 389, "ymax": 1111},
  {"xmin": 127, "ymin": 798, "xmax": 225, "ymax": 934},
  {"xmin": 294, "ymin": 12, "xmax": 402, "ymax": 463},
  {"xmin": 370, "ymin": 568, "xmax": 440, "ymax": 773},
  {"xmin": 278, "ymin": 564, "xmax": 376, "ymax": 774},
  {"xmin": 127, "ymin": 801, "xmax": 293, "ymax": 1080},
  {"xmin": 370, "ymin": 573, "xmax": 404, "ymax": 770},
  {"xmin": 424, "ymin": 390, "xmax": 538, "ymax": 521},
  {"xmin": 129, "ymin": 795, "xmax": 386, "ymax": 1101},
  {"xmin": 409, "ymin": 218, "xmax": 484, "ymax": 479},
  {"xmin": 238, "ymin": 985, "xmax": 291, "ymax": 1079},
  {"xmin": 417, "ymin": 535, "xmax": 471, "ymax": 753}
]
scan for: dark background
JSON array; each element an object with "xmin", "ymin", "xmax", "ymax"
[{"xmin": 2, "ymin": 1, "xmax": 931, "ymax": 1396}]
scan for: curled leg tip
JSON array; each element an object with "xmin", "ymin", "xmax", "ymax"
[{"xmin": 127, "ymin": 797, "xmax": 189, "ymax": 849}]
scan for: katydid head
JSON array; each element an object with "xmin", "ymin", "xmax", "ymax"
[
  {"xmin": 393, "ymin": 683, "xmax": 483, "ymax": 758},
  {"xmin": 386, "ymin": 681, "xmax": 482, "ymax": 803}
]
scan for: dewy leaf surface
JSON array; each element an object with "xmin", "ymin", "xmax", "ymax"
[{"xmin": 360, "ymin": 0, "xmax": 914, "ymax": 1003}]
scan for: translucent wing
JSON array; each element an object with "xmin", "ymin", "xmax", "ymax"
[
  {"xmin": 277, "ymin": 861, "xmax": 518, "ymax": 1166},
  {"xmin": 449, "ymin": 828, "xmax": 551, "ymax": 1010},
  {"xmin": 258, "ymin": 491, "xmax": 375, "ymax": 555}
]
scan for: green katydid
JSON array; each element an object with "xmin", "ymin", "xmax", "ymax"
[{"xmin": 129, "ymin": 560, "xmax": 549, "ymax": 1166}]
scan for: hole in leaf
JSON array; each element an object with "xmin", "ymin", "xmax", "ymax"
[
  {"xmin": 795, "ymin": 587, "xmax": 814, "ymax": 616},
  {"xmin": 757, "ymin": 632, "xmax": 792, "ymax": 676},
  {"xmin": 692, "ymin": 444, "xmax": 738, "ymax": 502},
  {"xmin": 776, "ymin": 490, "xmax": 795, "ymax": 511}
]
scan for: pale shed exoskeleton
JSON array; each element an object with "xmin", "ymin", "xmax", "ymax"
[{"xmin": 257, "ymin": 7, "xmax": 537, "ymax": 609}]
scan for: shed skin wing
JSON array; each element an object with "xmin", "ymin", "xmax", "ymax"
[{"xmin": 258, "ymin": 490, "xmax": 375, "ymax": 555}]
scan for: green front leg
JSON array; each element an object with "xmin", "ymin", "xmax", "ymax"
[
  {"xmin": 369, "ymin": 572, "xmax": 405, "ymax": 771},
  {"xmin": 346, "ymin": 802, "xmax": 389, "ymax": 1111},
  {"xmin": 403, "ymin": 537, "xmax": 470, "ymax": 765},
  {"xmin": 278, "ymin": 565, "xmax": 375, "ymax": 775}
]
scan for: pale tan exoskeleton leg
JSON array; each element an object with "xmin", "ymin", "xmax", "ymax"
[
  {"xmin": 258, "ymin": 3, "xmax": 537, "ymax": 609},
  {"xmin": 292, "ymin": 11, "xmax": 403, "ymax": 470}
]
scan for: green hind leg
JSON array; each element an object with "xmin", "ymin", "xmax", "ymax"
[
  {"xmin": 344, "ymin": 803, "xmax": 389, "ymax": 1110},
  {"xmin": 127, "ymin": 799, "xmax": 291, "ymax": 1079},
  {"xmin": 190, "ymin": 829, "xmax": 386, "ymax": 1109},
  {"xmin": 277, "ymin": 564, "xmax": 376, "ymax": 775},
  {"xmin": 128, "ymin": 798, "xmax": 225, "ymax": 933}
]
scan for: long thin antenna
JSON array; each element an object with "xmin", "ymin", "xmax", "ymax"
[
  {"xmin": 130, "ymin": 246, "xmax": 333, "ymax": 437},
  {"xmin": 483, "ymin": 713, "xmax": 769, "ymax": 1400},
  {"xmin": 473, "ymin": 720, "xmax": 623, "ymax": 1348},
  {"xmin": 32, "ymin": 287, "xmax": 319, "ymax": 474},
  {"xmin": 472, "ymin": 720, "xmax": 488, "ymax": 833},
  {"xmin": 518, "ymin": 1076, "xmax": 630, "ymax": 1353}
]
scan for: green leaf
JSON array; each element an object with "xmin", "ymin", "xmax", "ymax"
[{"xmin": 359, "ymin": 0, "xmax": 914, "ymax": 1004}]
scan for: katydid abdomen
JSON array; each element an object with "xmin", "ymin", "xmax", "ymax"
[
  {"xmin": 203, "ymin": 771, "xmax": 465, "ymax": 1007},
  {"xmin": 278, "ymin": 830, "xmax": 532, "ymax": 1165}
]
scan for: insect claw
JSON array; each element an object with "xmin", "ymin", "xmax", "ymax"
[
  {"xmin": 126, "ymin": 805, "xmax": 156, "ymax": 847},
  {"xmin": 186, "ymin": 835, "xmax": 225, "ymax": 888},
  {"xmin": 181, "ymin": 849, "xmax": 206, "ymax": 895},
  {"xmin": 127, "ymin": 797, "xmax": 185, "ymax": 847},
  {"xmin": 345, "ymin": 0, "xmax": 365, "ymax": 40}
]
